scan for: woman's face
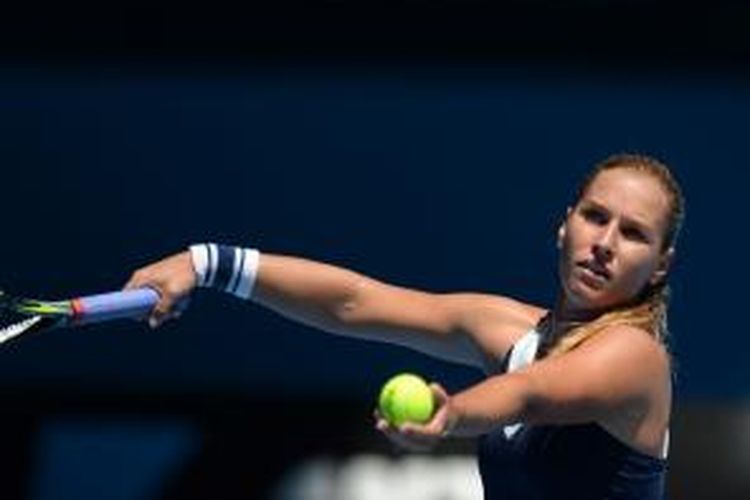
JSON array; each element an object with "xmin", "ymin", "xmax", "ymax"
[{"xmin": 557, "ymin": 168, "xmax": 674, "ymax": 316}]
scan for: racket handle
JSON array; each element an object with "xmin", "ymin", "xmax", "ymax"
[{"xmin": 72, "ymin": 288, "xmax": 160, "ymax": 324}]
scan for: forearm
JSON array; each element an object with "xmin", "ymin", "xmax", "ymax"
[
  {"xmin": 447, "ymin": 372, "xmax": 532, "ymax": 437},
  {"xmin": 188, "ymin": 246, "xmax": 482, "ymax": 367},
  {"xmin": 251, "ymin": 253, "xmax": 369, "ymax": 333},
  {"xmin": 251, "ymin": 255, "xmax": 480, "ymax": 366}
]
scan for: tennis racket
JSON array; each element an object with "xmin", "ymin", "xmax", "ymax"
[{"xmin": 0, "ymin": 287, "xmax": 160, "ymax": 345}]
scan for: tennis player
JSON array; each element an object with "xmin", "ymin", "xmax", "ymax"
[{"xmin": 125, "ymin": 153, "xmax": 684, "ymax": 500}]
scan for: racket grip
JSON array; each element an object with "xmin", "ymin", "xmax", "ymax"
[{"xmin": 72, "ymin": 288, "xmax": 160, "ymax": 324}]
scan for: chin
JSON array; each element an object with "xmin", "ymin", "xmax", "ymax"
[{"xmin": 565, "ymin": 279, "xmax": 617, "ymax": 312}]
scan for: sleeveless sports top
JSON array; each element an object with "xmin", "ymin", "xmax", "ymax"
[{"xmin": 478, "ymin": 328, "xmax": 668, "ymax": 500}]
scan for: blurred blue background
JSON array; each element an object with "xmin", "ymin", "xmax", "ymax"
[
  {"xmin": 0, "ymin": 67, "xmax": 727, "ymax": 399},
  {"xmin": 0, "ymin": 1, "xmax": 746, "ymax": 499}
]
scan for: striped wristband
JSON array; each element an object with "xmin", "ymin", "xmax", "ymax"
[{"xmin": 189, "ymin": 244, "xmax": 260, "ymax": 299}]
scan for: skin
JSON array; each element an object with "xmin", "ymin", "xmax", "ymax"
[
  {"xmin": 125, "ymin": 167, "xmax": 676, "ymax": 459},
  {"xmin": 556, "ymin": 168, "xmax": 674, "ymax": 321},
  {"xmin": 379, "ymin": 168, "xmax": 675, "ymax": 457}
]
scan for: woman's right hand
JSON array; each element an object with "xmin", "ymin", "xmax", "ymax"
[{"xmin": 124, "ymin": 251, "xmax": 196, "ymax": 328}]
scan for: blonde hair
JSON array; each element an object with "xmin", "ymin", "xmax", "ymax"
[{"xmin": 545, "ymin": 153, "xmax": 685, "ymax": 358}]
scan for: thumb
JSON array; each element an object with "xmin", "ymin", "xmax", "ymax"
[
  {"xmin": 148, "ymin": 295, "xmax": 175, "ymax": 328},
  {"xmin": 429, "ymin": 383, "xmax": 450, "ymax": 406}
]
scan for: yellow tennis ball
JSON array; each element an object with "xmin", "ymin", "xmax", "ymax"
[{"xmin": 378, "ymin": 373, "xmax": 435, "ymax": 426}]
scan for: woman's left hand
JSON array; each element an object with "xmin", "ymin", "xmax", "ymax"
[{"xmin": 374, "ymin": 383, "xmax": 455, "ymax": 452}]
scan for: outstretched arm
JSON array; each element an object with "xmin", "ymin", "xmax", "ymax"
[
  {"xmin": 379, "ymin": 325, "xmax": 669, "ymax": 454},
  {"xmin": 253, "ymin": 253, "xmax": 542, "ymax": 369},
  {"xmin": 125, "ymin": 247, "xmax": 540, "ymax": 370}
]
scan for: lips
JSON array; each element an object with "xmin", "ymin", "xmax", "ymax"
[{"xmin": 578, "ymin": 261, "xmax": 611, "ymax": 280}]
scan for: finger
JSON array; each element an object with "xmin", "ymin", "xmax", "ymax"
[
  {"xmin": 430, "ymin": 383, "xmax": 450, "ymax": 405},
  {"xmin": 373, "ymin": 412, "xmax": 393, "ymax": 432},
  {"xmin": 376, "ymin": 420, "xmax": 407, "ymax": 440},
  {"xmin": 123, "ymin": 270, "xmax": 149, "ymax": 291},
  {"xmin": 380, "ymin": 426, "xmax": 426, "ymax": 451},
  {"xmin": 399, "ymin": 422, "xmax": 432, "ymax": 437},
  {"xmin": 149, "ymin": 308, "xmax": 174, "ymax": 329},
  {"xmin": 372, "ymin": 413, "xmax": 436, "ymax": 451},
  {"xmin": 425, "ymin": 408, "xmax": 449, "ymax": 435},
  {"xmin": 387, "ymin": 431, "xmax": 434, "ymax": 452},
  {"xmin": 147, "ymin": 313, "xmax": 166, "ymax": 328},
  {"xmin": 123, "ymin": 277, "xmax": 137, "ymax": 291},
  {"xmin": 395, "ymin": 423, "xmax": 436, "ymax": 444},
  {"xmin": 155, "ymin": 295, "xmax": 176, "ymax": 316},
  {"xmin": 373, "ymin": 408, "xmax": 391, "ymax": 424},
  {"xmin": 147, "ymin": 294, "xmax": 176, "ymax": 328}
]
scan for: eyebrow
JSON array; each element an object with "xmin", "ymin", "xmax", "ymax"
[{"xmin": 580, "ymin": 199, "xmax": 655, "ymax": 233}]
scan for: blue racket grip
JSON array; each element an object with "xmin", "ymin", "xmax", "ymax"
[{"xmin": 73, "ymin": 288, "xmax": 160, "ymax": 324}]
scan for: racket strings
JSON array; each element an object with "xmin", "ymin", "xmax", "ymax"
[{"xmin": 0, "ymin": 314, "xmax": 43, "ymax": 343}]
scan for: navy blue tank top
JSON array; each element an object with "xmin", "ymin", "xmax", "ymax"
[{"xmin": 477, "ymin": 330, "xmax": 668, "ymax": 500}]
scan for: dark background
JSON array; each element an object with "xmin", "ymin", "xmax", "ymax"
[{"xmin": 0, "ymin": 1, "xmax": 746, "ymax": 499}]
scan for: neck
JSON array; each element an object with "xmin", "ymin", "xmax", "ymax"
[
  {"xmin": 554, "ymin": 293, "xmax": 605, "ymax": 324},
  {"xmin": 542, "ymin": 293, "xmax": 605, "ymax": 344}
]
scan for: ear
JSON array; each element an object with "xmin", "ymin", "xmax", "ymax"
[
  {"xmin": 557, "ymin": 207, "xmax": 573, "ymax": 249},
  {"xmin": 650, "ymin": 247, "xmax": 675, "ymax": 286}
]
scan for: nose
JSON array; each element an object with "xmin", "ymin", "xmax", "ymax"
[{"xmin": 593, "ymin": 223, "xmax": 617, "ymax": 261}]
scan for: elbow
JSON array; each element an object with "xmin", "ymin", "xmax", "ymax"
[
  {"xmin": 509, "ymin": 372, "xmax": 539, "ymax": 423},
  {"xmin": 331, "ymin": 276, "xmax": 369, "ymax": 326}
]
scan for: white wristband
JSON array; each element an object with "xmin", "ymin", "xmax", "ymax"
[
  {"xmin": 235, "ymin": 248, "xmax": 260, "ymax": 300},
  {"xmin": 189, "ymin": 244, "xmax": 210, "ymax": 287},
  {"xmin": 189, "ymin": 244, "xmax": 260, "ymax": 299}
]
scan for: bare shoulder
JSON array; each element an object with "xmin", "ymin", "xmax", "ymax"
[
  {"xmin": 583, "ymin": 324, "xmax": 670, "ymax": 372},
  {"xmin": 518, "ymin": 323, "xmax": 671, "ymax": 432},
  {"xmin": 568, "ymin": 324, "xmax": 671, "ymax": 409},
  {"xmin": 527, "ymin": 324, "xmax": 669, "ymax": 392}
]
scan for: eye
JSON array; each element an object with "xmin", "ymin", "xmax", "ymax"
[
  {"xmin": 622, "ymin": 226, "xmax": 649, "ymax": 243},
  {"xmin": 581, "ymin": 207, "xmax": 607, "ymax": 224}
]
